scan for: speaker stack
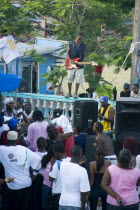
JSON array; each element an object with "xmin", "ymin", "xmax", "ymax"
[
  {"xmin": 115, "ymin": 97, "xmax": 140, "ymax": 154},
  {"xmin": 73, "ymin": 100, "xmax": 98, "ymax": 135}
]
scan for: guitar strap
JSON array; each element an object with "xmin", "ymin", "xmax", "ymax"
[{"xmin": 101, "ymin": 104, "xmax": 110, "ymax": 117}]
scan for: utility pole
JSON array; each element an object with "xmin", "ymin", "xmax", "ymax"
[{"xmin": 131, "ymin": 0, "xmax": 140, "ymax": 85}]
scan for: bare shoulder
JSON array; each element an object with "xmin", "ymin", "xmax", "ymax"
[
  {"xmin": 90, "ymin": 161, "xmax": 96, "ymax": 167},
  {"xmin": 109, "ymin": 107, "xmax": 115, "ymax": 112}
]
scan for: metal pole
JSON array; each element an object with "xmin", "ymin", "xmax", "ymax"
[{"xmin": 131, "ymin": 0, "xmax": 140, "ymax": 85}]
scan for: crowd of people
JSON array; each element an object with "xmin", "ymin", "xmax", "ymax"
[
  {"xmin": 0, "ymin": 95, "xmax": 140, "ymax": 210},
  {"xmin": 120, "ymin": 83, "xmax": 140, "ymax": 98}
]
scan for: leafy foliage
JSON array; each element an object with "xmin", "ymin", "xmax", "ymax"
[
  {"xmin": 0, "ymin": 0, "xmax": 134, "ymax": 97},
  {"xmin": 41, "ymin": 65, "xmax": 67, "ymax": 95}
]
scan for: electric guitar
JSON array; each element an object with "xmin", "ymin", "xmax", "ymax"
[{"xmin": 66, "ymin": 58, "xmax": 94, "ymax": 70}]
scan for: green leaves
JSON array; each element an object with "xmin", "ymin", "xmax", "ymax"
[{"xmin": 41, "ymin": 65, "xmax": 67, "ymax": 87}]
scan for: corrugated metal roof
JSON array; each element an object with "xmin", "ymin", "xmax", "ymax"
[{"xmin": 0, "ymin": 41, "xmax": 62, "ymax": 61}]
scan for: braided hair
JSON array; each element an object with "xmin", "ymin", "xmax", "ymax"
[
  {"xmin": 96, "ymin": 146, "xmax": 105, "ymax": 172},
  {"xmin": 94, "ymin": 121, "xmax": 103, "ymax": 133}
]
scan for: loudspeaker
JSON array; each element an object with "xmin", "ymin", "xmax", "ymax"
[
  {"xmin": 115, "ymin": 97, "xmax": 140, "ymax": 141},
  {"xmin": 73, "ymin": 100, "xmax": 98, "ymax": 135}
]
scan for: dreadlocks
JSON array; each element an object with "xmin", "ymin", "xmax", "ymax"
[{"xmin": 94, "ymin": 121, "xmax": 103, "ymax": 133}]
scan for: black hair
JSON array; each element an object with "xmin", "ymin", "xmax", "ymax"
[
  {"xmin": 37, "ymin": 137, "xmax": 47, "ymax": 149},
  {"xmin": 25, "ymin": 102, "xmax": 31, "ymax": 106},
  {"xmin": 118, "ymin": 149, "xmax": 131, "ymax": 169},
  {"xmin": 33, "ymin": 110, "xmax": 44, "ymax": 122},
  {"xmin": 70, "ymin": 145, "xmax": 82, "ymax": 158},
  {"xmin": 95, "ymin": 146, "xmax": 105, "ymax": 172},
  {"xmin": 76, "ymin": 33, "xmax": 84, "ymax": 37},
  {"xmin": 41, "ymin": 145, "xmax": 54, "ymax": 168},
  {"xmin": 53, "ymin": 142, "xmax": 65, "ymax": 154},
  {"xmin": 47, "ymin": 124, "xmax": 59, "ymax": 140},
  {"xmin": 133, "ymin": 84, "xmax": 139, "ymax": 89},
  {"xmin": 94, "ymin": 121, "xmax": 103, "ymax": 133},
  {"xmin": 74, "ymin": 124, "xmax": 82, "ymax": 134},
  {"xmin": 53, "ymin": 109, "xmax": 63, "ymax": 119}
]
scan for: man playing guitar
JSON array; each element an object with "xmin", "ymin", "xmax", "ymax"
[{"xmin": 66, "ymin": 33, "xmax": 86, "ymax": 98}]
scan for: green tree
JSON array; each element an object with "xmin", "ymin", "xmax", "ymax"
[{"xmin": 0, "ymin": 0, "xmax": 134, "ymax": 96}]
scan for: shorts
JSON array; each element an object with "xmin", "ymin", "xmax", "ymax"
[
  {"xmin": 59, "ymin": 206, "xmax": 81, "ymax": 210},
  {"xmin": 67, "ymin": 68, "xmax": 84, "ymax": 83}
]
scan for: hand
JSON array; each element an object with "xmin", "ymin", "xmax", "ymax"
[
  {"xmin": 116, "ymin": 197, "xmax": 124, "ymax": 206},
  {"xmin": 93, "ymin": 143, "xmax": 97, "ymax": 147},
  {"xmin": 17, "ymin": 112, "xmax": 23, "ymax": 118},
  {"xmin": 98, "ymin": 114, "xmax": 104, "ymax": 120},
  {"xmin": 70, "ymin": 60, "xmax": 77, "ymax": 64},
  {"xmin": 79, "ymin": 155, "xmax": 87, "ymax": 165},
  {"xmin": 4, "ymin": 177, "xmax": 15, "ymax": 183}
]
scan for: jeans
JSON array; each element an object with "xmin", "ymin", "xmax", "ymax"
[
  {"xmin": 7, "ymin": 57, "xmax": 22, "ymax": 78},
  {"xmin": 59, "ymin": 206, "xmax": 81, "ymax": 210},
  {"xmin": 42, "ymin": 184, "xmax": 51, "ymax": 209},
  {"xmin": 107, "ymin": 203, "xmax": 139, "ymax": 210},
  {"xmin": 32, "ymin": 175, "xmax": 43, "ymax": 210},
  {"xmin": 90, "ymin": 188, "xmax": 107, "ymax": 210}
]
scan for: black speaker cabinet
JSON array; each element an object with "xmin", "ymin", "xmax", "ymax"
[
  {"xmin": 73, "ymin": 100, "xmax": 98, "ymax": 135},
  {"xmin": 115, "ymin": 97, "xmax": 140, "ymax": 142}
]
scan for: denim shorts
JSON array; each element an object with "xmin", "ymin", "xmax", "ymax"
[
  {"xmin": 59, "ymin": 205, "xmax": 81, "ymax": 210},
  {"xmin": 107, "ymin": 203, "xmax": 139, "ymax": 210}
]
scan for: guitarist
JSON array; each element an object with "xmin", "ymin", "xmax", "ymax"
[{"xmin": 66, "ymin": 33, "xmax": 86, "ymax": 98}]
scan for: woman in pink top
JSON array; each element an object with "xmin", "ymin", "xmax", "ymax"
[
  {"xmin": 101, "ymin": 149, "xmax": 140, "ymax": 210},
  {"xmin": 27, "ymin": 110, "xmax": 48, "ymax": 151}
]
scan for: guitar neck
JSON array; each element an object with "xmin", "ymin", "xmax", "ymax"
[{"xmin": 76, "ymin": 61, "xmax": 93, "ymax": 65}]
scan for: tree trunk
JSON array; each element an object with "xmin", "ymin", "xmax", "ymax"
[{"xmin": 131, "ymin": 0, "xmax": 140, "ymax": 85}]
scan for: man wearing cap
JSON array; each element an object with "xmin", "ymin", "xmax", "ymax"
[
  {"xmin": 1, "ymin": 113, "xmax": 30, "ymax": 145},
  {"xmin": 98, "ymin": 96, "xmax": 115, "ymax": 132},
  {"xmin": 3, "ymin": 97, "xmax": 16, "ymax": 118},
  {"xmin": 0, "ymin": 131, "xmax": 41, "ymax": 210},
  {"xmin": 120, "ymin": 83, "xmax": 131, "ymax": 97}
]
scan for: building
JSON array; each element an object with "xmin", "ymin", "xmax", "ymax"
[{"xmin": 0, "ymin": 38, "xmax": 67, "ymax": 94}]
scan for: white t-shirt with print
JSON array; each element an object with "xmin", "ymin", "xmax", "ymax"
[
  {"xmin": 0, "ymin": 145, "xmax": 41, "ymax": 190},
  {"xmin": 0, "ymin": 35, "xmax": 20, "ymax": 64},
  {"xmin": 49, "ymin": 157, "xmax": 71, "ymax": 194},
  {"xmin": 59, "ymin": 161, "xmax": 90, "ymax": 207}
]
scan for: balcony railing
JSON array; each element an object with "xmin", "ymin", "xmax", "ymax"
[{"xmin": 2, "ymin": 92, "xmax": 116, "ymax": 126}]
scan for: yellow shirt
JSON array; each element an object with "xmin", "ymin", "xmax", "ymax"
[{"xmin": 100, "ymin": 105, "xmax": 113, "ymax": 131}]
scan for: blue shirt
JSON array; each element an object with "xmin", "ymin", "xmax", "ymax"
[{"xmin": 74, "ymin": 133, "xmax": 87, "ymax": 154}]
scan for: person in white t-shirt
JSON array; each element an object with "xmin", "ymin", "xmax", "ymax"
[
  {"xmin": 49, "ymin": 142, "xmax": 71, "ymax": 210},
  {"xmin": 23, "ymin": 102, "xmax": 34, "ymax": 120},
  {"xmin": 0, "ymin": 32, "xmax": 22, "ymax": 78},
  {"xmin": 59, "ymin": 146, "xmax": 90, "ymax": 210},
  {"xmin": 0, "ymin": 131, "xmax": 41, "ymax": 210}
]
